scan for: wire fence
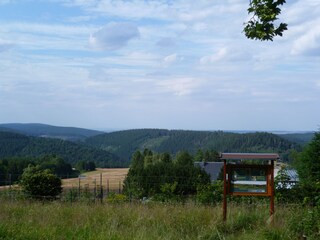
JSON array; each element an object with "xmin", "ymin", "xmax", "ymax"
[
  {"xmin": 0, "ymin": 172, "xmax": 300, "ymax": 205},
  {"xmin": 0, "ymin": 172, "xmax": 127, "ymax": 203}
]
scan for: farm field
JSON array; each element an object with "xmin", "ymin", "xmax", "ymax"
[
  {"xmin": 62, "ymin": 168, "xmax": 129, "ymax": 192},
  {"xmin": 0, "ymin": 168, "xmax": 129, "ymax": 193},
  {"xmin": 0, "ymin": 199, "xmax": 312, "ymax": 240}
]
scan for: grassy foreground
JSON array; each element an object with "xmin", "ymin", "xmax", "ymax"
[{"xmin": 0, "ymin": 199, "xmax": 312, "ymax": 240}]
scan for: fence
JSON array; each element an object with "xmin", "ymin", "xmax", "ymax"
[
  {"xmin": 0, "ymin": 171, "xmax": 127, "ymax": 203},
  {"xmin": 0, "ymin": 171, "xmax": 300, "ymax": 205}
]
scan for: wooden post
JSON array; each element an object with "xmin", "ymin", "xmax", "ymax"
[
  {"xmin": 78, "ymin": 176, "xmax": 81, "ymax": 199},
  {"xmin": 100, "ymin": 173, "xmax": 103, "ymax": 204},
  {"xmin": 270, "ymin": 160, "xmax": 275, "ymax": 217},
  {"xmin": 9, "ymin": 174, "xmax": 12, "ymax": 191},
  {"xmin": 106, "ymin": 179, "xmax": 109, "ymax": 197},
  {"xmin": 223, "ymin": 159, "xmax": 227, "ymax": 221},
  {"xmin": 94, "ymin": 178, "xmax": 97, "ymax": 203}
]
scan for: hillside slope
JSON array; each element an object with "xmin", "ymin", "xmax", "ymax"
[
  {"xmin": 86, "ymin": 129, "xmax": 300, "ymax": 162},
  {"xmin": 0, "ymin": 123, "xmax": 104, "ymax": 142},
  {"xmin": 277, "ymin": 132, "xmax": 315, "ymax": 145},
  {"xmin": 0, "ymin": 131, "xmax": 125, "ymax": 167}
]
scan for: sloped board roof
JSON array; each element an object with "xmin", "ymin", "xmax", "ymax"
[
  {"xmin": 220, "ymin": 153, "xmax": 279, "ymax": 160},
  {"xmin": 194, "ymin": 162, "xmax": 224, "ymax": 181}
]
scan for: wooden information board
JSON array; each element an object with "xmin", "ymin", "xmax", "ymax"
[{"xmin": 220, "ymin": 153, "xmax": 279, "ymax": 222}]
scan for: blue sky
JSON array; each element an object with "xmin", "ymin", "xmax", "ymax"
[{"xmin": 0, "ymin": 0, "xmax": 319, "ymax": 131}]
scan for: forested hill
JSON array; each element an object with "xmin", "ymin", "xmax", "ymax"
[
  {"xmin": 85, "ymin": 129, "xmax": 300, "ymax": 162},
  {"xmin": 0, "ymin": 131, "xmax": 126, "ymax": 167},
  {"xmin": 278, "ymin": 132, "xmax": 315, "ymax": 145},
  {"xmin": 0, "ymin": 123, "xmax": 104, "ymax": 142}
]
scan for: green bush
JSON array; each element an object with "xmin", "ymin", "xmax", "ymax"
[
  {"xmin": 196, "ymin": 181, "xmax": 223, "ymax": 205},
  {"xmin": 289, "ymin": 208, "xmax": 320, "ymax": 240},
  {"xmin": 20, "ymin": 165, "xmax": 62, "ymax": 199},
  {"xmin": 106, "ymin": 192, "xmax": 128, "ymax": 203}
]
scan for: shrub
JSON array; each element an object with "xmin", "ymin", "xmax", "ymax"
[
  {"xmin": 196, "ymin": 181, "xmax": 223, "ymax": 205},
  {"xmin": 20, "ymin": 165, "xmax": 62, "ymax": 199},
  {"xmin": 106, "ymin": 192, "xmax": 128, "ymax": 203},
  {"xmin": 288, "ymin": 207, "xmax": 320, "ymax": 240}
]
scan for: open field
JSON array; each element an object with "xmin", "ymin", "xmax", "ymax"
[
  {"xmin": 62, "ymin": 168, "xmax": 129, "ymax": 192},
  {"xmin": 0, "ymin": 199, "xmax": 317, "ymax": 240},
  {"xmin": 0, "ymin": 168, "xmax": 129, "ymax": 194}
]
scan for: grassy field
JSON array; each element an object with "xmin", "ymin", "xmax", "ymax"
[
  {"xmin": 0, "ymin": 168, "xmax": 318, "ymax": 239},
  {"xmin": 0, "ymin": 199, "xmax": 315, "ymax": 240}
]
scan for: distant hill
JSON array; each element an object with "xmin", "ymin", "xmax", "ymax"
[
  {"xmin": 0, "ymin": 123, "xmax": 104, "ymax": 142},
  {"xmin": 1, "ymin": 124, "xmax": 311, "ymax": 166},
  {"xmin": 276, "ymin": 132, "xmax": 315, "ymax": 145},
  {"xmin": 85, "ymin": 129, "xmax": 300, "ymax": 162},
  {"xmin": 0, "ymin": 130, "xmax": 126, "ymax": 167}
]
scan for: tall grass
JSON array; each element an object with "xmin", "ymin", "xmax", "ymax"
[{"xmin": 0, "ymin": 199, "xmax": 317, "ymax": 239}]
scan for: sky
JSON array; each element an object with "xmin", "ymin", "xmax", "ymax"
[{"xmin": 0, "ymin": 0, "xmax": 319, "ymax": 131}]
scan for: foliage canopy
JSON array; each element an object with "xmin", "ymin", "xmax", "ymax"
[
  {"xmin": 20, "ymin": 165, "xmax": 62, "ymax": 198},
  {"xmin": 123, "ymin": 150, "xmax": 211, "ymax": 200},
  {"xmin": 244, "ymin": 0, "xmax": 288, "ymax": 41},
  {"xmin": 294, "ymin": 131, "xmax": 320, "ymax": 205}
]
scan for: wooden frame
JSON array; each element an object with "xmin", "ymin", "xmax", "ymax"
[
  {"xmin": 221, "ymin": 153, "xmax": 278, "ymax": 222},
  {"xmin": 226, "ymin": 164, "xmax": 273, "ymax": 196}
]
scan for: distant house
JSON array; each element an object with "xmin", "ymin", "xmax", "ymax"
[
  {"xmin": 274, "ymin": 167, "xmax": 299, "ymax": 188},
  {"xmin": 274, "ymin": 167, "xmax": 299, "ymax": 181},
  {"xmin": 195, "ymin": 161, "xmax": 299, "ymax": 186},
  {"xmin": 194, "ymin": 162, "xmax": 224, "ymax": 181}
]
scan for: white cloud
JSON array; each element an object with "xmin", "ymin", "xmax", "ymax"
[
  {"xmin": 284, "ymin": 0, "xmax": 320, "ymax": 25},
  {"xmin": 89, "ymin": 22, "xmax": 140, "ymax": 51},
  {"xmin": 0, "ymin": 0, "xmax": 12, "ymax": 5},
  {"xmin": 0, "ymin": 39, "xmax": 14, "ymax": 52},
  {"xmin": 0, "ymin": 22, "xmax": 93, "ymax": 51},
  {"xmin": 104, "ymin": 51, "xmax": 160, "ymax": 68},
  {"xmin": 67, "ymin": 15, "xmax": 95, "ymax": 23},
  {"xmin": 68, "ymin": 0, "xmax": 173, "ymax": 20},
  {"xmin": 156, "ymin": 77, "xmax": 200, "ymax": 96},
  {"xmin": 156, "ymin": 37, "xmax": 176, "ymax": 48},
  {"xmin": 1, "ymin": 0, "xmax": 320, "ymax": 130},
  {"xmin": 200, "ymin": 47, "xmax": 228, "ymax": 64},
  {"xmin": 291, "ymin": 23, "xmax": 320, "ymax": 56},
  {"xmin": 163, "ymin": 53, "xmax": 177, "ymax": 64},
  {"xmin": 0, "ymin": 22, "xmax": 91, "ymax": 36}
]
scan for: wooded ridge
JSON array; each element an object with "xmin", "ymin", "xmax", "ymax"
[{"xmin": 0, "ymin": 124, "xmax": 309, "ymax": 166}]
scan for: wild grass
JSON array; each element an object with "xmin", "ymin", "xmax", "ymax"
[{"xmin": 0, "ymin": 198, "xmax": 316, "ymax": 240}]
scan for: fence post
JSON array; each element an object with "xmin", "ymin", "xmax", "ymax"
[
  {"xmin": 78, "ymin": 176, "xmax": 81, "ymax": 199},
  {"xmin": 223, "ymin": 159, "xmax": 227, "ymax": 222},
  {"xmin": 94, "ymin": 178, "xmax": 97, "ymax": 203},
  {"xmin": 106, "ymin": 179, "xmax": 109, "ymax": 197},
  {"xmin": 100, "ymin": 173, "xmax": 103, "ymax": 204},
  {"xmin": 9, "ymin": 174, "xmax": 12, "ymax": 191}
]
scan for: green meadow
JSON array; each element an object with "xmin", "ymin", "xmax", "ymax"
[{"xmin": 0, "ymin": 199, "xmax": 318, "ymax": 240}]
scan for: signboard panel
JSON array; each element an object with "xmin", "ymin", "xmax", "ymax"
[
  {"xmin": 227, "ymin": 164, "xmax": 271, "ymax": 196},
  {"xmin": 220, "ymin": 153, "xmax": 277, "ymax": 221}
]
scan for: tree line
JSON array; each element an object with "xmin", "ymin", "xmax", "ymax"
[
  {"xmin": 122, "ymin": 130, "xmax": 320, "ymax": 206},
  {"xmin": 0, "ymin": 154, "xmax": 99, "ymax": 186},
  {"xmin": 0, "ymin": 130, "xmax": 126, "ymax": 168},
  {"xmin": 123, "ymin": 149, "xmax": 212, "ymax": 202},
  {"xmin": 85, "ymin": 129, "xmax": 300, "ymax": 162}
]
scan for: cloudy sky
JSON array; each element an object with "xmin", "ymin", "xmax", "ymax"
[{"xmin": 0, "ymin": 0, "xmax": 319, "ymax": 131}]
